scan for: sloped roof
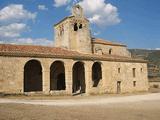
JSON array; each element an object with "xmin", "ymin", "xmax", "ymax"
[
  {"xmin": 92, "ymin": 38, "xmax": 127, "ymax": 47},
  {"xmin": 54, "ymin": 15, "xmax": 89, "ymax": 27},
  {"xmin": 0, "ymin": 44, "xmax": 146, "ymax": 63},
  {"xmin": 54, "ymin": 16, "xmax": 74, "ymax": 27},
  {"xmin": 0, "ymin": 44, "xmax": 77, "ymax": 56}
]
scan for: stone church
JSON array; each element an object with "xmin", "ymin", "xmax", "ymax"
[{"xmin": 0, "ymin": 5, "xmax": 148, "ymax": 95}]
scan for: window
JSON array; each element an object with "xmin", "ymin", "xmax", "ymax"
[
  {"xmin": 118, "ymin": 68, "xmax": 121, "ymax": 73},
  {"xmin": 141, "ymin": 68, "xmax": 143, "ymax": 72},
  {"xmin": 74, "ymin": 23, "xmax": 78, "ymax": 31},
  {"xmin": 109, "ymin": 48, "xmax": 112, "ymax": 55},
  {"xmin": 133, "ymin": 81, "xmax": 136, "ymax": 87},
  {"xmin": 117, "ymin": 81, "xmax": 121, "ymax": 93},
  {"xmin": 95, "ymin": 48, "xmax": 103, "ymax": 55},
  {"xmin": 133, "ymin": 68, "xmax": 136, "ymax": 77},
  {"xmin": 79, "ymin": 24, "xmax": 82, "ymax": 29}
]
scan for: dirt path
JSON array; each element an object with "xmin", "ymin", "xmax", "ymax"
[
  {"xmin": 1, "ymin": 93, "xmax": 160, "ymax": 120},
  {"xmin": 0, "ymin": 93, "xmax": 160, "ymax": 106}
]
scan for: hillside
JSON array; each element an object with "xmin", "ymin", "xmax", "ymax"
[{"xmin": 129, "ymin": 49, "xmax": 160, "ymax": 81}]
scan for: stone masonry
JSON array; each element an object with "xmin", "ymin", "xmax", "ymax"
[{"xmin": 0, "ymin": 5, "xmax": 149, "ymax": 95}]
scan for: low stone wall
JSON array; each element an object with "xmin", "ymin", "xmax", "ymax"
[
  {"xmin": 149, "ymin": 77, "xmax": 160, "ymax": 88},
  {"xmin": 149, "ymin": 81, "xmax": 160, "ymax": 88}
]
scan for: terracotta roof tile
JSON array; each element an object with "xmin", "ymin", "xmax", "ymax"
[
  {"xmin": 0, "ymin": 44, "xmax": 78, "ymax": 55},
  {"xmin": 92, "ymin": 38, "xmax": 126, "ymax": 47},
  {"xmin": 0, "ymin": 44, "xmax": 146, "ymax": 63}
]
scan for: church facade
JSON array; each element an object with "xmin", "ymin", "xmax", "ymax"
[{"xmin": 0, "ymin": 5, "xmax": 148, "ymax": 95}]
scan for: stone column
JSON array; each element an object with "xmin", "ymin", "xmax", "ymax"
[
  {"xmin": 101, "ymin": 63, "xmax": 107, "ymax": 93},
  {"xmin": 43, "ymin": 69, "xmax": 50, "ymax": 94},
  {"xmin": 85, "ymin": 62, "xmax": 92, "ymax": 95},
  {"xmin": 18, "ymin": 70, "xmax": 24, "ymax": 94},
  {"xmin": 65, "ymin": 63, "xmax": 73, "ymax": 95}
]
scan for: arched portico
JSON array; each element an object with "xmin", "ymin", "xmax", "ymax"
[
  {"xmin": 92, "ymin": 62, "xmax": 102, "ymax": 87},
  {"xmin": 72, "ymin": 61, "xmax": 86, "ymax": 94},
  {"xmin": 50, "ymin": 61, "xmax": 66, "ymax": 90},
  {"xmin": 24, "ymin": 60, "xmax": 42, "ymax": 92}
]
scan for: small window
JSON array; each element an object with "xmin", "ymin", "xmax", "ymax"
[
  {"xmin": 133, "ymin": 68, "xmax": 136, "ymax": 77},
  {"xmin": 118, "ymin": 68, "xmax": 121, "ymax": 73},
  {"xmin": 133, "ymin": 81, "xmax": 136, "ymax": 87},
  {"xmin": 74, "ymin": 23, "xmax": 78, "ymax": 31},
  {"xmin": 59, "ymin": 26, "xmax": 64, "ymax": 36},
  {"xmin": 79, "ymin": 24, "xmax": 82, "ymax": 29},
  {"xmin": 60, "ymin": 30, "xmax": 64, "ymax": 36},
  {"xmin": 109, "ymin": 48, "xmax": 112, "ymax": 55},
  {"xmin": 140, "ymin": 68, "xmax": 143, "ymax": 72},
  {"xmin": 117, "ymin": 81, "xmax": 121, "ymax": 94}
]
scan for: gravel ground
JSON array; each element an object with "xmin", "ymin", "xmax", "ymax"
[
  {"xmin": 0, "ymin": 93, "xmax": 160, "ymax": 120},
  {"xmin": 0, "ymin": 93, "xmax": 160, "ymax": 106}
]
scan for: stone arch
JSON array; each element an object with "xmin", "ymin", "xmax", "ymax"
[
  {"xmin": 92, "ymin": 62, "xmax": 102, "ymax": 87},
  {"xmin": 50, "ymin": 61, "xmax": 66, "ymax": 90},
  {"xmin": 24, "ymin": 59, "xmax": 42, "ymax": 92},
  {"xmin": 72, "ymin": 61, "xmax": 86, "ymax": 93}
]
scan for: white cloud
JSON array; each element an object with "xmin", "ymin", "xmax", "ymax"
[
  {"xmin": 16, "ymin": 38, "xmax": 53, "ymax": 46},
  {"xmin": 0, "ymin": 4, "xmax": 41, "ymax": 45},
  {"xmin": 0, "ymin": 23, "xmax": 27, "ymax": 38},
  {"xmin": 0, "ymin": 4, "xmax": 36, "ymax": 23},
  {"xmin": 79, "ymin": 0, "xmax": 120, "ymax": 26},
  {"xmin": 155, "ymin": 48, "xmax": 160, "ymax": 50},
  {"xmin": 0, "ymin": 38, "xmax": 53, "ymax": 46},
  {"xmin": 0, "ymin": 4, "xmax": 52, "ymax": 46},
  {"xmin": 54, "ymin": 0, "xmax": 70, "ymax": 7},
  {"xmin": 38, "ymin": 5, "xmax": 48, "ymax": 11}
]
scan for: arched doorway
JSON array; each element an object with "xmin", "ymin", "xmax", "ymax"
[
  {"xmin": 24, "ymin": 60, "xmax": 42, "ymax": 92},
  {"xmin": 72, "ymin": 62, "xmax": 85, "ymax": 93},
  {"xmin": 92, "ymin": 62, "xmax": 102, "ymax": 87},
  {"xmin": 50, "ymin": 61, "xmax": 66, "ymax": 90}
]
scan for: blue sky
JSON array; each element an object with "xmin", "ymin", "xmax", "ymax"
[{"xmin": 0, "ymin": 0, "xmax": 160, "ymax": 49}]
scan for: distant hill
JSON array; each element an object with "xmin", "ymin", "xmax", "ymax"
[{"xmin": 129, "ymin": 49, "xmax": 160, "ymax": 81}]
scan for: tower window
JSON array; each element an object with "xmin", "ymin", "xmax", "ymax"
[
  {"xmin": 109, "ymin": 48, "xmax": 112, "ymax": 55},
  {"xmin": 118, "ymin": 68, "xmax": 121, "ymax": 73},
  {"xmin": 59, "ymin": 25, "xmax": 64, "ymax": 36},
  {"xmin": 79, "ymin": 24, "xmax": 82, "ymax": 29},
  {"xmin": 133, "ymin": 81, "xmax": 136, "ymax": 87},
  {"xmin": 74, "ymin": 23, "xmax": 78, "ymax": 31},
  {"xmin": 133, "ymin": 68, "xmax": 136, "ymax": 77}
]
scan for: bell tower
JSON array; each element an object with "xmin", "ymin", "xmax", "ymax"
[
  {"xmin": 72, "ymin": 4, "xmax": 84, "ymax": 17},
  {"xmin": 54, "ymin": 4, "xmax": 92, "ymax": 53}
]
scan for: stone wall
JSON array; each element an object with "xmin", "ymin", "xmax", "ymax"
[
  {"xmin": 149, "ymin": 81, "xmax": 160, "ymax": 88},
  {"xmin": 0, "ymin": 56, "xmax": 148, "ymax": 95},
  {"xmin": 67, "ymin": 17, "xmax": 92, "ymax": 53},
  {"xmin": 93, "ymin": 43, "xmax": 131, "ymax": 57},
  {"xmin": 149, "ymin": 77, "xmax": 160, "ymax": 89},
  {"xmin": 54, "ymin": 17, "xmax": 92, "ymax": 54},
  {"xmin": 101, "ymin": 61, "xmax": 148, "ymax": 94},
  {"xmin": 54, "ymin": 19, "xmax": 70, "ymax": 49}
]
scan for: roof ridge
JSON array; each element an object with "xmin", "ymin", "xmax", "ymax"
[
  {"xmin": 92, "ymin": 38, "xmax": 126, "ymax": 47},
  {"xmin": 0, "ymin": 43, "xmax": 146, "ymax": 63}
]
